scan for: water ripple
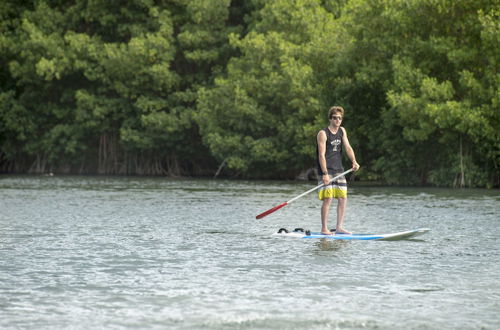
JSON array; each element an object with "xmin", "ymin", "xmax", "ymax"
[{"xmin": 1, "ymin": 176, "xmax": 499, "ymax": 329}]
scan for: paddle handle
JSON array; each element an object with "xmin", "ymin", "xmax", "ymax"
[{"xmin": 255, "ymin": 168, "xmax": 354, "ymax": 219}]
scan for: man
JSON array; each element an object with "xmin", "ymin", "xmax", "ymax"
[{"xmin": 316, "ymin": 106, "xmax": 360, "ymax": 235}]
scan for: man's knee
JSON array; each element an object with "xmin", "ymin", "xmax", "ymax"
[{"xmin": 322, "ymin": 198, "xmax": 333, "ymax": 205}]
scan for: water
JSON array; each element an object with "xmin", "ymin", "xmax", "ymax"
[{"xmin": 0, "ymin": 175, "xmax": 499, "ymax": 329}]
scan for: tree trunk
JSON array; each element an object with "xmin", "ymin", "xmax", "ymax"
[
  {"xmin": 459, "ymin": 136, "xmax": 465, "ymax": 188},
  {"xmin": 214, "ymin": 159, "xmax": 226, "ymax": 178}
]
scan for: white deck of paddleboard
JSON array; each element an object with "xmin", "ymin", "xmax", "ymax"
[{"xmin": 273, "ymin": 228, "xmax": 430, "ymax": 240}]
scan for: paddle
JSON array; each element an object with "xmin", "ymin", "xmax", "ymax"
[{"xmin": 255, "ymin": 168, "xmax": 354, "ymax": 219}]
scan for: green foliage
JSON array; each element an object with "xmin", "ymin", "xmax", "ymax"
[
  {"xmin": 196, "ymin": 0, "xmax": 332, "ymax": 177},
  {"xmin": 0, "ymin": 0, "xmax": 498, "ymax": 186},
  {"xmin": 0, "ymin": 0, "xmax": 234, "ymax": 174},
  {"xmin": 324, "ymin": 0, "xmax": 499, "ymax": 187},
  {"xmin": 379, "ymin": 0, "xmax": 500, "ymax": 186}
]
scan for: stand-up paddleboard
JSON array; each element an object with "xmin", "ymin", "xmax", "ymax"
[{"xmin": 273, "ymin": 228, "xmax": 430, "ymax": 241}]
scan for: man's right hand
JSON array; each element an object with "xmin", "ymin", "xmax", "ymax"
[{"xmin": 322, "ymin": 174, "xmax": 330, "ymax": 186}]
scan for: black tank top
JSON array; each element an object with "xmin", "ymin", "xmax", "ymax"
[{"xmin": 317, "ymin": 127, "xmax": 344, "ymax": 173}]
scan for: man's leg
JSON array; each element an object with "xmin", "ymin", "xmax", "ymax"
[
  {"xmin": 335, "ymin": 197, "xmax": 351, "ymax": 234},
  {"xmin": 321, "ymin": 197, "xmax": 333, "ymax": 234}
]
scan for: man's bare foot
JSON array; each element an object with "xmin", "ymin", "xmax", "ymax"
[
  {"xmin": 320, "ymin": 230, "xmax": 333, "ymax": 235},
  {"xmin": 335, "ymin": 228, "xmax": 352, "ymax": 235}
]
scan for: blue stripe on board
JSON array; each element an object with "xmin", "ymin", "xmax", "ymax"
[
  {"xmin": 303, "ymin": 235, "xmax": 384, "ymax": 240},
  {"xmin": 309, "ymin": 232, "xmax": 377, "ymax": 236}
]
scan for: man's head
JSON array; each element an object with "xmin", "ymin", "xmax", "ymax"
[{"xmin": 328, "ymin": 106, "xmax": 344, "ymax": 124}]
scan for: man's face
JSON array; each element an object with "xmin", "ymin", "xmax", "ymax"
[{"xmin": 330, "ymin": 112, "xmax": 343, "ymax": 127}]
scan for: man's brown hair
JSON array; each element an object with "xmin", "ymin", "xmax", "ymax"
[{"xmin": 328, "ymin": 106, "xmax": 344, "ymax": 119}]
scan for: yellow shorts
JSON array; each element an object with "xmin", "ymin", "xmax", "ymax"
[{"xmin": 318, "ymin": 173, "xmax": 347, "ymax": 200}]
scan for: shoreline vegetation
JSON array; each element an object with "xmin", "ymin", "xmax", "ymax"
[
  {"xmin": 1, "ymin": 172, "xmax": 497, "ymax": 191},
  {"xmin": 1, "ymin": 1, "xmax": 498, "ymax": 188}
]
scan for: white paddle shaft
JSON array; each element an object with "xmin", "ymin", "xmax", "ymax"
[{"xmin": 286, "ymin": 168, "xmax": 354, "ymax": 204}]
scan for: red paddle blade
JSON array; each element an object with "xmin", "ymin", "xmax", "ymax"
[{"xmin": 256, "ymin": 202, "xmax": 288, "ymax": 219}]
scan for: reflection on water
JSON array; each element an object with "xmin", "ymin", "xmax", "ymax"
[
  {"xmin": 0, "ymin": 175, "xmax": 499, "ymax": 329},
  {"xmin": 314, "ymin": 239, "xmax": 350, "ymax": 252}
]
